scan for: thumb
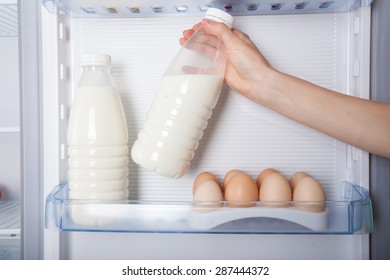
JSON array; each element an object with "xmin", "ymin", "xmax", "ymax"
[{"xmin": 201, "ymin": 19, "xmax": 237, "ymax": 46}]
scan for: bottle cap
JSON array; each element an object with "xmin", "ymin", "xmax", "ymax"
[
  {"xmin": 204, "ymin": 8, "xmax": 234, "ymax": 29},
  {"xmin": 82, "ymin": 54, "xmax": 111, "ymax": 66}
]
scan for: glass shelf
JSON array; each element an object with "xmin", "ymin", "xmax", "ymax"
[
  {"xmin": 45, "ymin": 182, "xmax": 373, "ymax": 234},
  {"xmin": 42, "ymin": 0, "xmax": 372, "ymax": 17}
]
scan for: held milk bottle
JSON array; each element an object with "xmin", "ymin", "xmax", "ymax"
[
  {"xmin": 67, "ymin": 54, "xmax": 129, "ymax": 204},
  {"xmin": 131, "ymin": 8, "xmax": 234, "ymax": 178}
]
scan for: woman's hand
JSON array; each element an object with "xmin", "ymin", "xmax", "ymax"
[
  {"xmin": 179, "ymin": 19, "xmax": 390, "ymax": 158},
  {"xmin": 180, "ymin": 19, "xmax": 277, "ymax": 104}
]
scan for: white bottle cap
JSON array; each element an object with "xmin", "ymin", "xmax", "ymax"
[
  {"xmin": 204, "ymin": 8, "xmax": 234, "ymax": 29},
  {"xmin": 82, "ymin": 54, "xmax": 111, "ymax": 66}
]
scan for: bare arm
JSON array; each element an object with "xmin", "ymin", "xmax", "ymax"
[
  {"xmin": 181, "ymin": 20, "xmax": 390, "ymax": 158},
  {"xmin": 261, "ymin": 71, "xmax": 390, "ymax": 158}
]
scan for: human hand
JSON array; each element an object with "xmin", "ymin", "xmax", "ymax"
[
  {"xmin": 180, "ymin": 19, "xmax": 277, "ymax": 104},
  {"xmin": 184, "ymin": 17, "xmax": 390, "ymax": 159}
]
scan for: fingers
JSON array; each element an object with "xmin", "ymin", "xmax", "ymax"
[
  {"xmin": 179, "ymin": 37, "xmax": 187, "ymax": 46},
  {"xmin": 180, "ymin": 24, "xmax": 220, "ymax": 51},
  {"xmin": 232, "ymin": 29, "xmax": 253, "ymax": 45},
  {"xmin": 180, "ymin": 20, "xmax": 255, "ymax": 52},
  {"xmin": 179, "ymin": 29, "xmax": 193, "ymax": 45},
  {"xmin": 201, "ymin": 19, "xmax": 238, "ymax": 46},
  {"xmin": 192, "ymin": 22, "xmax": 202, "ymax": 31},
  {"xmin": 179, "ymin": 22, "xmax": 203, "ymax": 46},
  {"xmin": 183, "ymin": 29, "xmax": 194, "ymax": 38},
  {"xmin": 184, "ymin": 39, "xmax": 218, "ymax": 58}
]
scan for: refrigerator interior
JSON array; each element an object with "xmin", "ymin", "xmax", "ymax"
[
  {"xmin": 39, "ymin": 0, "xmax": 374, "ymax": 259},
  {"xmin": 0, "ymin": 0, "xmax": 21, "ymax": 260}
]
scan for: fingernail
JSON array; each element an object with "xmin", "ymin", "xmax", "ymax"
[{"xmin": 193, "ymin": 22, "xmax": 202, "ymax": 29}]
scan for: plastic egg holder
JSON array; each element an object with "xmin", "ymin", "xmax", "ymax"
[
  {"xmin": 191, "ymin": 192, "xmax": 328, "ymax": 231},
  {"xmin": 190, "ymin": 169, "xmax": 328, "ymax": 231},
  {"xmin": 190, "ymin": 200, "xmax": 328, "ymax": 231}
]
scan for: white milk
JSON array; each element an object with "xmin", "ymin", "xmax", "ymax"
[
  {"xmin": 68, "ymin": 85, "xmax": 129, "ymax": 200},
  {"xmin": 67, "ymin": 86, "xmax": 128, "ymax": 146},
  {"xmin": 67, "ymin": 54, "xmax": 129, "ymax": 226},
  {"xmin": 131, "ymin": 74, "xmax": 223, "ymax": 178}
]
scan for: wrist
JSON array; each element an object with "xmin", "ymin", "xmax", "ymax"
[{"xmin": 249, "ymin": 66, "xmax": 282, "ymax": 107}]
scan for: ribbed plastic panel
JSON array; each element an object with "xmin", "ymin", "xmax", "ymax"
[
  {"xmin": 67, "ymin": 12, "xmax": 347, "ymax": 201},
  {"xmin": 0, "ymin": 201, "xmax": 20, "ymax": 236},
  {"xmin": 0, "ymin": 4, "xmax": 17, "ymax": 37}
]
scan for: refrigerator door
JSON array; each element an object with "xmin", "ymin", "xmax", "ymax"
[
  {"xmin": 19, "ymin": 0, "xmax": 46, "ymax": 260},
  {"xmin": 369, "ymin": 0, "xmax": 390, "ymax": 259}
]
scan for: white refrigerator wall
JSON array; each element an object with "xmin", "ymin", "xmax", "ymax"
[
  {"xmin": 41, "ymin": 5, "xmax": 371, "ymax": 259},
  {"xmin": 0, "ymin": 36, "xmax": 20, "ymax": 202},
  {"xmin": 0, "ymin": 1, "xmax": 20, "ymax": 260},
  {"xmin": 57, "ymin": 12, "xmax": 370, "ymax": 201}
]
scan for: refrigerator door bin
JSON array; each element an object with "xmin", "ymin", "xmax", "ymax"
[{"xmin": 45, "ymin": 181, "xmax": 373, "ymax": 234}]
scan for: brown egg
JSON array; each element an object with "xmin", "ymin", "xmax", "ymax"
[
  {"xmin": 289, "ymin": 172, "xmax": 309, "ymax": 191},
  {"xmin": 259, "ymin": 172, "xmax": 292, "ymax": 207},
  {"xmin": 293, "ymin": 176, "xmax": 326, "ymax": 212},
  {"xmin": 193, "ymin": 180, "xmax": 223, "ymax": 202},
  {"xmin": 193, "ymin": 172, "xmax": 221, "ymax": 194},
  {"xmin": 256, "ymin": 168, "xmax": 278, "ymax": 189},
  {"xmin": 224, "ymin": 172, "xmax": 258, "ymax": 207},
  {"xmin": 193, "ymin": 180, "xmax": 224, "ymax": 212},
  {"xmin": 223, "ymin": 169, "xmax": 243, "ymax": 187}
]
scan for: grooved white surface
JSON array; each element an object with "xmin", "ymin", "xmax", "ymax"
[
  {"xmin": 0, "ymin": 201, "xmax": 20, "ymax": 235},
  {"xmin": 67, "ymin": 13, "xmax": 352, "ymax": 201},
  {"xmin": 0, "ymin": 4, "xmax": 17, "ymax": 37}
]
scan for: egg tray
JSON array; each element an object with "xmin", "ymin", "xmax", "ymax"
[
  {"xmin": 45, "ymin": 182, "xmax": 373, "ymax": 234},
  {"xmin": 189, "ymin": 203, "xmax": 328, "ymax": 231}
]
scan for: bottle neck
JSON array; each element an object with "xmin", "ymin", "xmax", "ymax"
[
  {"xmin": 78, "ymin": 64, "xmax": 115, "ymax": 87},
  {"xmin": 82, "ymin": 65, "xmax": 110, "ymax": 72}
]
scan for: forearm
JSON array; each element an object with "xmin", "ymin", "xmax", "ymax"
[
  {"xmin": 256, "ymin": 70, "xmax": 390, "ymax": 158},
  {"xmin": 193, "ymin": 20, "xmax": 390, "ymax": 158}
]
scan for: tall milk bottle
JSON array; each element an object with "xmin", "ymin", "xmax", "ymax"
[
  {"xmin": 131, "ymin": 8, "xmax": 234, "ymax": 178},
  {"xmin": 67, "ymin": 54, "xmax": 129, "ymax": 203}
]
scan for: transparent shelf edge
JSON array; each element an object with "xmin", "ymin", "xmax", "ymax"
[
  {"xmin": 45, "ymin": 181, "xmax": 373, "ymax": 235},
  {"xmin": 42, "ymin": 0, "xmax": 372, "ymax": 17},
  {"xmin": 0, "ymin": 127, "xmax": 20, "ymax": 133}
]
